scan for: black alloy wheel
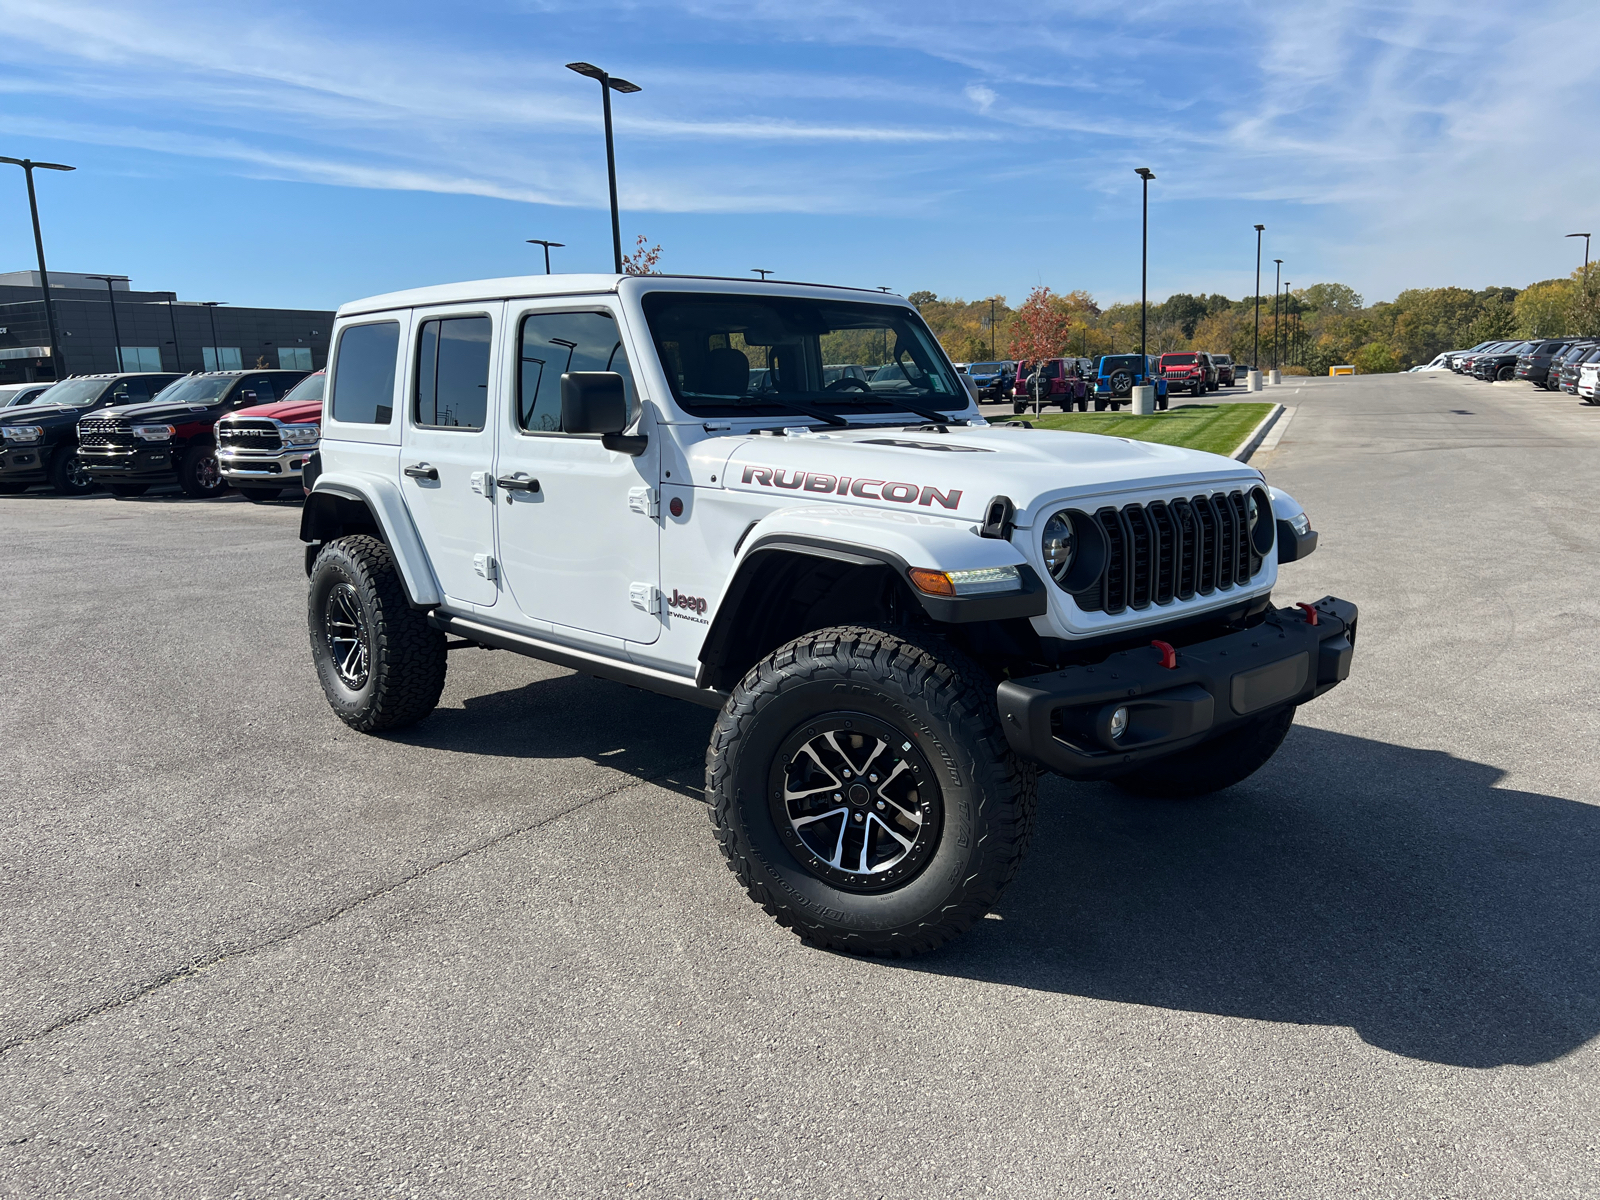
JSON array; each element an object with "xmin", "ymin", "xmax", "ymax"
[
  {"xmin": 48, "ymin": 446, "xmax": 96, "ymax": 496},
  {"xmin": 771, "ymin": 715, "xmax": 943, "ymax": 893},
  {"xmin": 324, "ymin": 582, "xmax": 371, "ymax": 690},
  {"xmin": 1110, "ymin": 370, "xmax": 1132, "ymax": 396},
  {"xmin": 179, "ymin": 442, "xmax": 229, "ymax": 499}
]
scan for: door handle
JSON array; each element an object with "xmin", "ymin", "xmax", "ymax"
[
  {"xmin": 404, "ymin": 463, "xmax": 438, "ymax": 481},
  {"xmin": 496, "ymin": 474, "xmax": 540, "ymax": 494}
]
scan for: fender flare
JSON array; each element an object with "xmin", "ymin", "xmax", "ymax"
[{"xmin": 299, "ymin": 471, "xmax": 442, "ymax": 607}]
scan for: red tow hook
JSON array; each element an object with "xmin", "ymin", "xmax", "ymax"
[
  {"xmin": 1296, "ymin": 602, "xmax": 1319, "ymax": 626},
  {"xmin": 1150, "ymin": 640, "xmax": 1177, "ymax": 670}
]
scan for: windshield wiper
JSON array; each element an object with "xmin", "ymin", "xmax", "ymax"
[
  {"xmin": 847, "ymin": 395, "xmax": 969, "ymax": 425},
  {"xmin": 733, "ymin": 396, "xmax": 847, "ymax": 427}
]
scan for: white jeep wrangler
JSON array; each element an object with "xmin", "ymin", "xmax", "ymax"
[{"xmin": 300, "ymin": 273, "xmax": 1355, "ymax": 956}]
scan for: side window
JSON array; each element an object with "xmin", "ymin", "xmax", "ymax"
[
  {"xmin": 517, "ymin": 311, "xmax": 634, "ymax": 433},
  {"xmin": 330, "ymin": 321, "xmax": 400, "ymax": 425},
  {"xmin": 414, "ymin": 316, "xmax": 491, "ymax": 430}
]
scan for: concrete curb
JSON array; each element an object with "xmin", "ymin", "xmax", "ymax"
[{"xmin": 1230, "ymin": 402, "xmax": 1285, "ymax": 461}]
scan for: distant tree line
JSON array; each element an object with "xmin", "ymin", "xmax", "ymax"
[{"xmin": 909, "ymin": 268, "xmax": 1600, "ymax": 374}]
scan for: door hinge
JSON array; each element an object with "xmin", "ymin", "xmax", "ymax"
[
  {"xmin": 470, "ymin": 471, "xmax": 494, "ymax": 497},
  {"xmin": 628, "ymin": 486, "xmax": 659, "ymax": 518},
  {"xmin": 629, "ymin": 582, "xmax": 660, "ymax": 614},
  {"xmin": 473, "ymin": 553, "xmax": 498, "ymax": 582}
]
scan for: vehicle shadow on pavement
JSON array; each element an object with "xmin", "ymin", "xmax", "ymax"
[
  {"xmin": 388, "ymin": 669, "xmax": 716, "ymax": 802},
  {"xmin": 907, "ymin": 725, "xmax": 1600, "ymax": 1069}
]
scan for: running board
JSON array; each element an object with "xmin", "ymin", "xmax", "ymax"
[{"xmin": 427, "ymin": 613, "xmax": 728, "ymax": 710}]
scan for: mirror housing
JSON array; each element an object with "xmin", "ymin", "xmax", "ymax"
[{"xmin": 561, "ymin": 371, "xmax": 646, "ymax": 454}]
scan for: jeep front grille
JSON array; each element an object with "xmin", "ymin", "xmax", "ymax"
[
  {"xmin": 78, "ymin": 418, "xmax": 132, "ymax": 448},
  {"xmin": 218, "ymin": 419, "xmax": 282, "ymax": 451},
  {"xmin": 1075, "ymin": 490, "xmax": 1262, "ymax": 615}
]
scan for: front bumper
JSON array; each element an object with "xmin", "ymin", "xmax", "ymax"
[
  {"xmin": 79, "ymin": 445, "xmax": 176, "ymax": 480},
  {"xmin": 996, "ymin": 596, "xmax": 1357, "ymax": 779},
  {"xmin": 0, "ymin": 446, "xmax": 47, "ymax": 483},
  {"xmin": 218, "ymin": 445, "xmax": 313, "ymax": 484}
]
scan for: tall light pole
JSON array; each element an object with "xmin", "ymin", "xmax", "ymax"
[
  {"xmin": 989, "ymin": 297, "xmax": 997, "ymax": 359},
  {"xmin": 202, "ymin": 301, "xmax": 225, "ymax": 371},
  {"xmin": 1253, "ymin": 224, "xmax": 1265, "ymax": 371},
  {"xmin": 1, "ymin": 155, "xmax": 75, "ymax": 378},
  {"xmin": 1136, "ymin": 168, "xmax": 1155, "ymax": 363},
  {"xmin": 566, "ymin": 62, "xmax": 641, "ymax": 275},
  {"xmin": 752, "ymin": 268, "xmax": 773, "ymax": 280},
  {"xmin": 86, "ymin": 275, "xmax": 128, "ymax": 371},
  {"xmin": 1282, "ymin": 282, "xmax": 1291, "ymax": 367},
  {"xmin": 526, "ymin": 239, "xmax": 564, "ymax": 274},
  {"xmin": 1568, "ymin": 234, "xmax": 1592, "ymax": 320},
  {"xmin": 1272, "ymin": 259, "xmax": 1283, "ymax": 372}
]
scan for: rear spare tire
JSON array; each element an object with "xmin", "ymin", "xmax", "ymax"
[
  {"xmin": 308, "ymin": 534, "xmax": 447, "ymax": 733},
  {"xmin": 707, "ymin": 626, "xmax": 1036, "ymax": 956}
]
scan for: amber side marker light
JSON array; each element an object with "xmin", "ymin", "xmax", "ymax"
[{"xmin": 909, "ymin": 565, "xmax": 1022, "ymax": 597}]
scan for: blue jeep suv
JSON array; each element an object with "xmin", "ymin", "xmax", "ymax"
[{"xmin": 1093, "ymin": 354, "xmax": 1169, "ymax": 411}]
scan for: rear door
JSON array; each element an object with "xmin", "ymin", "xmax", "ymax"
[
  {"xmin": 492, "ymin": 302, "xmax": 661, "ymax": 645},
  {"xmin": 399, "ymin": 305, "xmax": 501, "ymax": 608}
]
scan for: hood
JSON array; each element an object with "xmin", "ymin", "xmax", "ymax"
[
  {"xmin": 0, "ymin": 403, "xmax": 89, "ymax": 429},
  {"xmin": 695, "ymin": 424, "xmax": 1262, "ymax": 528},
  {"xmin": 94, "ymin": 397, "xmax": 226, "ymax": 424},
  {"xmin": 224, "ymin": 399, "xmax": 322, "ymax": 425}
]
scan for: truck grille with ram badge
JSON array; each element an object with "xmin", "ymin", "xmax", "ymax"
[
  {"xmin": 218, "ymin": 419, "xmax": 283, "ymax": 452},
  {"xmin": 77, "ymin": 418, "xmax": 133, "ymax": 448}
]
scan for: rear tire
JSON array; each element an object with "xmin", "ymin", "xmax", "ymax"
[
  {"xmin": 707, "ymin": 625, "xmax": 1036, "ymax": 957},
  {"xmin": 238, "ymin": 485, "xmax": 284, "ymax": 502},
  {"xmin": 178, "ymin": 442, "xmax": 229, "ymax": 499},
  {"xmin": 1111, "ymin": 705, "xmax": 1295, "ymax": 798},
  {"xmin": 48, "ymin": 445, "xmax": 96, "ymax": 496},
  {"xmin": 308, "ymin": 534, "xmax": 447, "ymax": 733},
  {"xmin": 106, "ymin": 483, "xmax": 148, "ymax": 499}
]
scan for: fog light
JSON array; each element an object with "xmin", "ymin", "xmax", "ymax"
[{"xmin": 1109, "ymin": 706, "xmax": 1129, "ymax": 739}]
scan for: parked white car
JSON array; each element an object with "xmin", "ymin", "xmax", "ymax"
[
  {"xmin": 1579, "ymin": 361, "xmax": 1600, "ymax": 402},
  {"xmin": 299, "ymin": 272, "xmax": 1357, "ymax": 956}
]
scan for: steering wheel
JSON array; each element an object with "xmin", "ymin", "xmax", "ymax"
[
  {"xmin": 1110, "ymin": 369, "xmax": 1132, "ymax": 395},
  {"xmin": 825, "ymin": 377, "xmax": 871, "ymax": 393}
]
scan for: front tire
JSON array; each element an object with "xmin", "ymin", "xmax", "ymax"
[
  {"xmin": 308, "ymin": 535, "xmax": 447, "ymax": 733},
  {"xmin": 178, "ymin": 442, "xmax": 229, "ymax": 498},
  {"xmin": 707, "ymin": 626, "xmax": 1036, "ymax": 957},
  {"xmin": 1111, "ymin": 705, "xmax": 1295, "ymax": 798},
  {"xmin": 48, "ymin": 445, "xmax": 96, "ymax": 496}
]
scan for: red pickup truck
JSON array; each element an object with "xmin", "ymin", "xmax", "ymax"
[{"xmin": 215, "ymin": 370, "xmax": 324, "ymax": 501}]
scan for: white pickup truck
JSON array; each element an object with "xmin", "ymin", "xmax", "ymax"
[{"xmin": 300, "ymin": 273, "xmax": 1355, "ymax": 956}]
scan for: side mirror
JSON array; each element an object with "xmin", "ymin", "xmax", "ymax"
[{"xmin": 560, "ymin": 372, "xmax": 626, "ymax": 434}]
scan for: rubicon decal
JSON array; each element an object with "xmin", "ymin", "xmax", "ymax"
[{"xmin": 740, "ymin": 466, "xmax": 961, "ymax": 510}]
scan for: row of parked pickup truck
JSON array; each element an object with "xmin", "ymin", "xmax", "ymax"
[
  {"xmin": 0, "ymin": 369, "xmax": 324, "ymax": 498},
  {"xmin": 963, "ymin": 352, "xmax": 1243, "ymax": 413}
]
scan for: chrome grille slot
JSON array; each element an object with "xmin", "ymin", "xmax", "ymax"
[{"xmin": 218, "ymin": 419, "xmax": 282, "ymax": 451}]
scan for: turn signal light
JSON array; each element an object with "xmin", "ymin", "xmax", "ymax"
[{"xmin": 909, "ymin": 565, "xmax": 1021, "ymax": 597}]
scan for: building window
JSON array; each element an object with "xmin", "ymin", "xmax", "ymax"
[
  {"xmin": 203, "ymin": 347, "xmax": 242, "ymax": 371},
  {"xmin": 119, "ymin": 347, "xmax": 163, "ymax": 372},
  {"xmin": 277, "ymin": 346, "xmax": 313, "ymax": 371}
]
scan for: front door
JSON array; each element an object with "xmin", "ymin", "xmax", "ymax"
[
  {"xmin": 493, "ymin": 304, "xmax": 660, "ymax": 645},
  {"xmin": 399, "ymin": 306, "xmax": 500, "ymax": 608}
]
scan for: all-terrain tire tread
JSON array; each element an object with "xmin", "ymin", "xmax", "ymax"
[
  {"xmin": 705, "ymin": 624, "xmax": 1036, "ymax": 957},
  {"xmin": 311, "ymin": 535, "xmax": 446, "ymax": 733}
]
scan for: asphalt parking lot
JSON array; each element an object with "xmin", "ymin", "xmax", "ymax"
[{"xmin": 2, "ymin": 372, "xmax": 1598, "ymax": 1199}]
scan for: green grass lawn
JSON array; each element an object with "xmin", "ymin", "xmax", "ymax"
[{"xmin": 1023, "ymin": 402, "xmax": 1275, "ymax": 457}]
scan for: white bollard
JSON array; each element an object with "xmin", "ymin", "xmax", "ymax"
[
  {"xmin": 1269, "ymin": 369, "xmax": 1282, "ymax": 386},
  {"xmin": 1132, "ymin": 384, "xmax": 1155, "ymax": 415},
  {"xmin": 1247, "ymin": 370, "xmax": 1262, "ymax": 392}
]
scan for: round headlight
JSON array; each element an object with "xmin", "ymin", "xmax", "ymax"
[
  {"xmin": 1248, "ymin": 491, "xmax": 1260, "ymax": 528},
  {"xmin": 1041, "ymin": 510, "xmax": 1075, "ymax": 584}
]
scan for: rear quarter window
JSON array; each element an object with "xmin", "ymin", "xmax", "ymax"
[{"xmin": 330, "ymin": 321, "xmax": 400, "ymax": 424}]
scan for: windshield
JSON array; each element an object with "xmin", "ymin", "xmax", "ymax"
[
  {"xmin": 969, "ymin": 362, "xmax": 1005, "ymax": 373},
  {"xmin": 25, "ymin": 379, "xmax": 109, "ymax": 407},
  {"xmin": 642, "ymin": 292, "xmax": 966, "ymax": 418},
  {"xmin": 149, "ymin": 376, "xmax": 234, "ymax": 405},
  {"xmin": 280, "ymin": 372, "xmax": 325, "ymax": 403},
  {"xmin": 1099, "ymin": 355, "xmax": 1144, "ymax": 373},
  {"xmin": 1160, "ymin": 353, "xmax": 1198, "ymax": 365}
]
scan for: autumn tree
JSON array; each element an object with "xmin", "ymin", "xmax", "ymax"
[
  {"xmin": 622, "ymin": 235, "xmax": 662, "ymax": 275},
  {"xmin": 1005, "ymin": 286, "xmax": 1075, "ymax": 365}
]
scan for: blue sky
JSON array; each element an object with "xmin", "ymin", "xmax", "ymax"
[{"xmin": 0, "ymin": 0, "xmax": 1593, "ymax": 312}]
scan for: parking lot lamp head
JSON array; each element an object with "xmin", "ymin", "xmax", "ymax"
[
  {"xmin": 1567, "ymin": 233, "xmax": 1592, "ymax": 288},
  {"xmin": 0, "ymin": 155, "xmax": 75, "ymax": 377},
  {"xmin": 1135, "ymin": 168, "xmax": 1154, "ymax": 363},
  {"xmin": 526, "ymin": 239, "xmax": 564, "ymax": 274},
  {"xmin": 86, "ymin": 275, "xmax": 129, "ymax": 371},
  {"xmin": 566, "ymin": 62, "xmax": 640, "ymax": 276},
  {"xmin": 752, "ymin": 268, "xmax": 773, "ymax": 280}
]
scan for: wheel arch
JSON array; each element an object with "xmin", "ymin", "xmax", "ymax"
[{"xmin": 300, "ymin": 473, "xmax": 442, "ymax": 607}]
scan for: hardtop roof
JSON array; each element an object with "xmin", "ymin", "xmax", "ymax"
[{"xmin": 335, "ymin": 273, "xmax": 909, "ymax": 318}]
